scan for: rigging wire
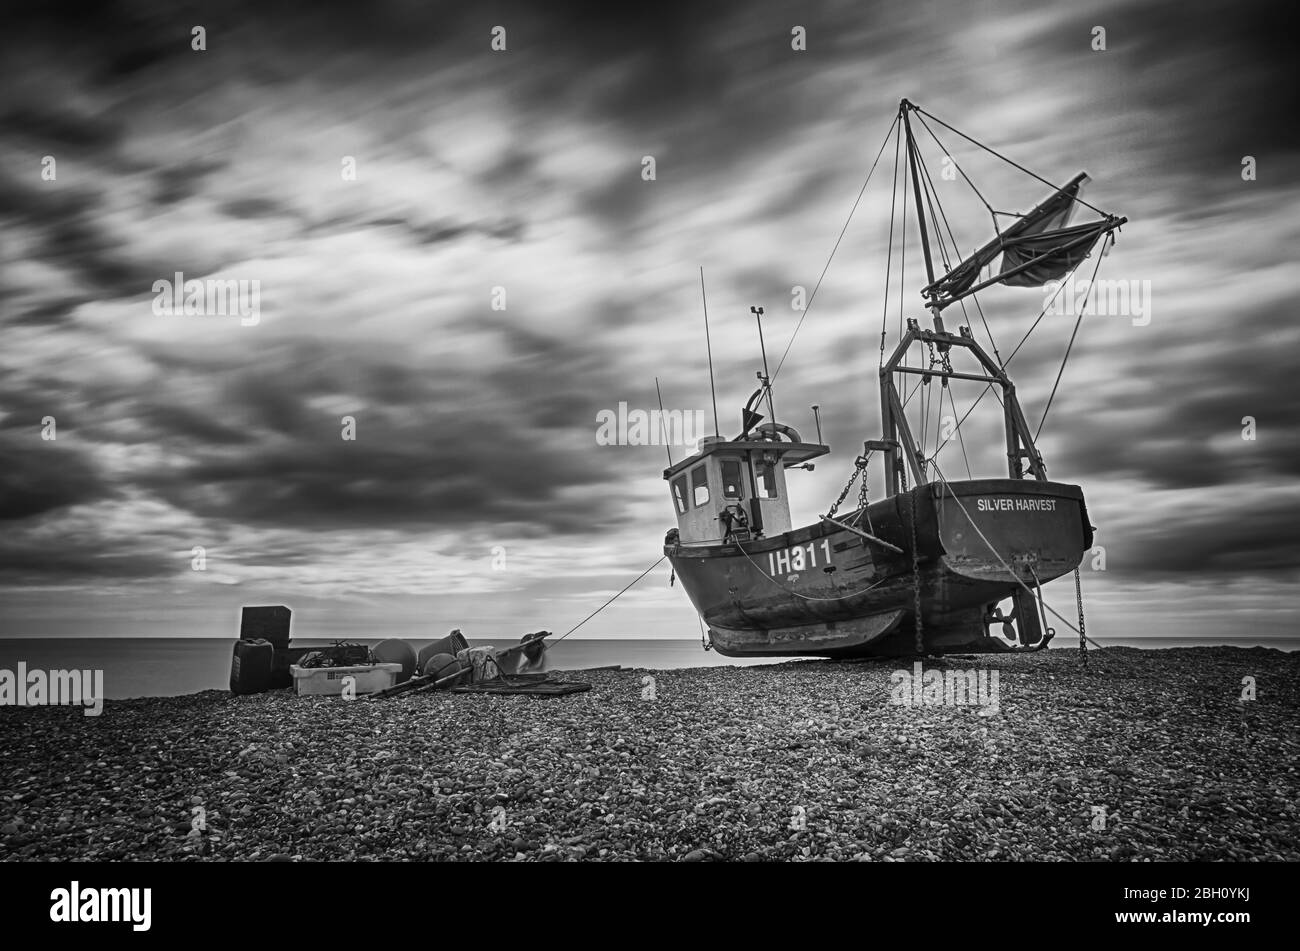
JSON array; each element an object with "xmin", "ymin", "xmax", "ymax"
[
  {"xmin": 913, "ymin": 105, "xmax": 1111, "ymax": 218},
  {"xmin": 765, "ymin": 100, "xmax": 1113, "ymax": 482},
  {"xmin": 929, "ymin": 254, "xmax": 1088, "ymax": 459},
  {"xmin": 908, "ymin": 142, "xmax": 995, "ymax": 478},
  {"xmin": 947, "ymin": 381, "xmax": 973, "ymax": 480},
  {"xmin": 911, "ymin": 109, "xmax": 997, "ymax": 220},
  {"xmin": 898, "ymin": 135, "xmax": 908, "ymax": 353},
  {"xmin": 771, "ymin": 114, "xmax": 900, "ymax": 384},
  {"xmin": 917, "ymin": 152, "xmax": 954, "ymax": 272},
  {"xmin": 1035, "ymin": 239, "xmax": 1109, "ymax": 440},
  {"xmin": 910, "ymin": 117, "xmax": 1004, "ymax": 367},
  {"xmin": 879, "ymin": 120, "xmax": 903, "ymax": 372}
]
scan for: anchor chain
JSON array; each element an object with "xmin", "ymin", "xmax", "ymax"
[
  {"xmin": 908, "ymin": 487, "xmax": 924, "ymax": 655},
  {"xmin": 1074, "ymin": 566, "xmax": 1088, "ymax": 667}
]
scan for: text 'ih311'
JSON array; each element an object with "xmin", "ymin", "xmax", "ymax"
[{"xmin": 664, "ymin": 99, "xmax": 1127, "ymax": 659}]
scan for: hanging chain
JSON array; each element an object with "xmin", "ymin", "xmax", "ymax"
[
  {"xmin": 1073, "ymin": 566, "xmax": 1087, "ymax": 667},
  {"xmin": 825, "ymin": 454, "xmax": 867, "ymax": 520},
  {"xmin": 857, "ymin": 454, "xmax": 874, "ymax": 531},
  {"xmin": 912, "ymin": 340, "xmax": 943, "ymax": 483},
  {"xmin": 908, "ymin": 487, "xmax": 924, "ymax": 655}
]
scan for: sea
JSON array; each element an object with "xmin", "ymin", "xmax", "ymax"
[{"xmin": 0, "ymin": 636, "xmax": 1295, "ymax": 701}]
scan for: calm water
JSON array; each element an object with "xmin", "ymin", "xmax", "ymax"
[{"xmin": 0, "ymin": 636, "xmax": 1294, "ymax": 700}]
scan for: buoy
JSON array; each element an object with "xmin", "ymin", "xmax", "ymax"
[
  {"xmin": 422, "ymin": 653, "xmax": 464, "ymax": 687},
  {"xmin": 372, "ymin": 638, "xmax": 417, "ymax": 683},
  {"xmin": 417, "ymin": 630, "xmax": 470, "ymax": 673}
]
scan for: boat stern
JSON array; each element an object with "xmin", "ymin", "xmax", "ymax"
[{"xmin": 932, "ymin": 478, "xmax": 1092, "ymax": 587}]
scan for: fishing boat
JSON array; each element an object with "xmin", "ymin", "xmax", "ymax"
[{"xmin": 663, "ymin": 99, "xmax": 1126, "ymax": 658}]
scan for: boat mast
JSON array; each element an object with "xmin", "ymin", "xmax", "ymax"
[
  {"xmin": 902, "ymin": 105, "xmax": 934, "ymax": 297},
  {"xmin": 902, "ymin": 100, "xmax": 948, "ymax": 339},
  {"xmin": 877, "ymin": 99, "xmax": 1048, "ymax": 496}
]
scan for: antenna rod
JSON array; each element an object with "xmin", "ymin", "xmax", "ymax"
[
  {"xmin": 699, "ymin": 267, "xmax": 720, "ymax": 438},
  {"xmin": 811, "ymin": 404, "xmax": 823, "ymax": 444},
  {"xmin": 654, "ymin": 376, "xmax": 672, "ymax": 466},
  {"xmin": 750, "ymin": 306, "xmax": 776, "ymax": 426}
]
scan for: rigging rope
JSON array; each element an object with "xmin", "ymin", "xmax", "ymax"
[
  {"xmin": 1035, "ymin": 236, "xmax": 1110, "ymax": 440},
  {"xmin": 880, "ymin": 120, "xmax": 903, "ymax": 371},
  {"xmin": 910, "ymin": 117, "xmax": 1004, "ymax": 366},
  {"xmin": 946, "ymin": 380, "xmax": 973, "ymax": 480},
  {"xmin": 899, "ymin": 137, "xmax": 908, "ymax": 349},
  {"xmin": 772, "ymin": 114, "xmax": 900, "ymax": 383},
  {"xmin": 913, "ymin": 105, "xmax": 1110, "ymax": 218},
  {"xmin": 912, "ymin": 109, "xmax": 997, "ymax": 220},
  {"xmin": 929, "ymin": 252, "xmax": 1089, "ymax": 459}
]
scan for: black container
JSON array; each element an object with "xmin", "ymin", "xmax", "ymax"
[
  {"xmin": 270, "ymin": 647, "xmax": 314, "ymax": 689},
  {"xmin": 240, "ymin": 605, "xmax": 291, "ymax": 650},
  {"xmin": 230, "ymin": 639, "xmax": 274, "ymax": 695}
]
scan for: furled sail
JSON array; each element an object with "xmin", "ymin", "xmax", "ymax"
[
  {"xmin": 995, "ymin": 218, "xmax": 1108, "ymax": 287},
  {"xmin": 925, "ymin": 172, "xmax": 1113, "ymax": 304}
]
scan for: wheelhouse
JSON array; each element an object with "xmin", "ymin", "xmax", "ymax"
[{"xmin": 664, "ymin": 432, "xmax": 828, "ymax": 546}]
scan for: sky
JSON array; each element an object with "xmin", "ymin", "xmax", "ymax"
[{"xmin": 1, "ymin": 0, "xmax": 1296, "ymax": 644}]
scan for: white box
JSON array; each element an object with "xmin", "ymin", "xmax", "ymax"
[{"xmin": 290, "ymin": 663, "xmax": 402, "ymax": 696}]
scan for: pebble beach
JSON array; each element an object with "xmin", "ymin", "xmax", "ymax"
[{"xmin": 2, "ymin": 646, "xmax": 1297, "ymax": 862}]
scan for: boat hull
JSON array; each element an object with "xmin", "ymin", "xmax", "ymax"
[{"xmin": 665, "ymin": 478, "xmax": 1092, "ymax": 658}]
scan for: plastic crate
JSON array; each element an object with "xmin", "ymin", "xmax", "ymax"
[{"xmin": 290, "ymin": 663, "xmax": 402, "ymax": 697}]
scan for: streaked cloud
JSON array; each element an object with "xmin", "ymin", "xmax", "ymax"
[{"xmin": 0, "ymin": 0, "xmax": 1294, "ymax": 640}]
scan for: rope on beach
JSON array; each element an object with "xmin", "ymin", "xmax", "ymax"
[{"xmin": 552, "ymin": 555, "xmax": 667, "ymax": 645}]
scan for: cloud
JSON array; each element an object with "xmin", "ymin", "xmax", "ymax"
[
  {"xmin": 0, "ymin": 436, "xmax": 110, "ymax": 521},
  {"xmin": 0, "ymin": 0, "xmax": 1295, "ymax": 639}
]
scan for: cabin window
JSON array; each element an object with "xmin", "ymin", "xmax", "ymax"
[
  {"xmin": 757, "ymin": 462, "xmax": 779, "ymax": 499},
  {"xmin": 690, "ymin": 465, "xmax": 710, "ymax": 507},
  {"xmin": 671, "ymin": 475, "xmax": 688, "ymax": 515},
  {"xmin": 720, "ymin": 460, "xmax": 744, "ymax": 500}
]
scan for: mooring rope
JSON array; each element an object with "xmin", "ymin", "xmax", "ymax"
[{"xmin": 552, "ymin": 555, "xmax": 667, "ymax": 644}]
